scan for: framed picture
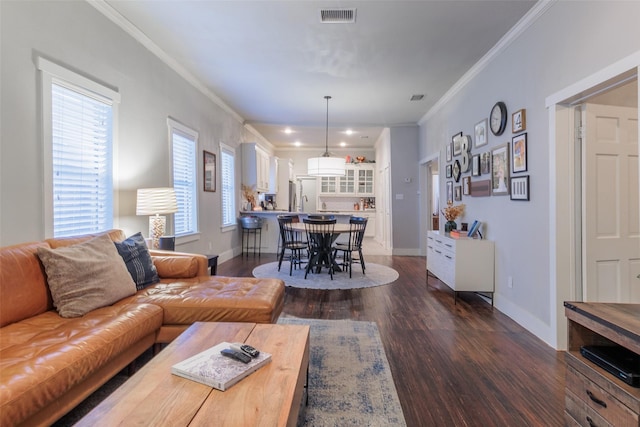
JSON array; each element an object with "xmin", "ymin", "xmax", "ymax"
[
  {"xmin": 472, "ymin": 154, "xmax": 480, "ymax": 176},
  {"xmin": 474, "ymin": 119, "xmax": 488, "ymax": 148},
  {"xmin": 453, "ymin": 159, "xmax": 461, "ymax": 182},
  {"xmin": 510, "ymin": 175, "xmax": 530, "ymax": 201},
  {"xmin": 454, "ymin": 185, "xmax": 462, "ymax": 201},
  {"xmin": 446, "ymin": 164, "xmax": 453, "ymax": 178},
  {"xmin": 462, "ymin": 176, "xmax": 471, "ymax": 195},
  {"xmin": 452, "ymin": 132, "xmax": 463, "ymax": 156},
  {"xmin": 446, "ymin": 143, "xmax": 452, "ymax": 162},
  {"xmin": 480, "ymin": 151, "xmax": 491, "ymax": 175},
  {"xmin": 491, "ymin": 143, "xmax": 510, "ymax": 196},
  {"xmin": 512, "ymin": 109, "xmax": 526, "ymax": 133},
  {"xmin": 446, "ymin": 181, "xmax": 453, "ymax": 204},
  {"xmin": 203, "ymin": 150, "xmax": 216, "ymax": 192},
  {"xmin": 511, "ymin": 133, "xmax": 527, "ymax": 173}
]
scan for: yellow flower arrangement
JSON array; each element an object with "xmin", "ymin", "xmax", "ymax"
[{"xmin": 441, "ymin": 202, "xmax": 465, "ymax": 221}]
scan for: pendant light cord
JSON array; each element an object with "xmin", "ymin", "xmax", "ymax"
[{"xmin": 324, "ymin": 95, "xmax": 331, "ymax": 157}]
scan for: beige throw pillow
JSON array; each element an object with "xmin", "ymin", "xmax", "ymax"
[{"xmin": 37, "ymin": 234, "xmax": 137, "ymax": 318}]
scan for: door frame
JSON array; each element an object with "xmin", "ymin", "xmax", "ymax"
[
  {"xmin": 546, "ymin": 50, "xmax": 640, "ymax": 350},
  {"xmin": 420, "ymin": 151, "xmax": 440, "ymax": 256}
]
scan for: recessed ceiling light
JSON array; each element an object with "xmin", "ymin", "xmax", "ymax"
[
  {"xmin": 345, "ymin": 129, "xmax": 354, "ymax": 135},
  {"xmin": 410, "ymin": 94, "xmax": 425, "ymax": 101},
  {"xmin": 294, "ymin": 141, "xmax": 301, "ymax": 147},
  {"xmin": 340, "ymin": 142, "xmax": 347, "ymax": 147},
  {"xmin": 284, "ymin": 128, "xmax": 293, "ymax": 134}
]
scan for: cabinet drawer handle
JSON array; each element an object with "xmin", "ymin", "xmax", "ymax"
[
  {"xmin": 435, "ymin": 250, "xmax": 442, "ymax": 254},
  {"xmin": 445, "ymin": 244, "xmax": 453, "ymax": 248},
  {"xmin": 444, "ymin": 255, "xmax": 453, "ymax": 260},
  {"xmin": 586, "ymin": 416, "xmax": 596, "ymax": 427},
  {"xmin": 586, "ymin": 390, "xmax": 607, "ymax": 408}
]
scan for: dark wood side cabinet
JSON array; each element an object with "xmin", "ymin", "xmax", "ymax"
[{"xmin": 564, "ymin": 302, "xmax": 640, "ymax": 426}]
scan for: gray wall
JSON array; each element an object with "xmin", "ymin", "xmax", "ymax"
[
  {"xmin": 419, "ymin": 1, "xmax": 640, "ymax": 345},
  {"xmin": 390, "ymin": 126, "xmax": 420, "ymax": 254},
  {"xmin": 0, "ymin": 1, "xmax": 247, "ymax": 260}
]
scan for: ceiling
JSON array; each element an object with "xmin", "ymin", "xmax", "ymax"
[{"xmin": 104, "ymin": 0, "xmax": 537, "ymax": 149}]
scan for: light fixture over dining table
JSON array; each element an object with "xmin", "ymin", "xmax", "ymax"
[{"xmin": 307, "ymin": 95, "xmax": 346, "ymax": 177}]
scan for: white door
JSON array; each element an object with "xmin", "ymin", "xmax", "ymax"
[{"xmin": 583, "ymin": 103, "xmax": 639, "ymax": 302}]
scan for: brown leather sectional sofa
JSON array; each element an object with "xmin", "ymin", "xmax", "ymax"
[{"xmin": 0, "ymin": 229, "xmax": 284, "ymax": 426}]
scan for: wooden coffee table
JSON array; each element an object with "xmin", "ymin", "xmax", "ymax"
[{"xmin": 76, "ymin": 322, "xmax": 310, "ymax": 427}]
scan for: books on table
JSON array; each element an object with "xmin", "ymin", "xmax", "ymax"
[{"xmin": 171, "ymin": 341, "xmax": 271, "ymax": 391}]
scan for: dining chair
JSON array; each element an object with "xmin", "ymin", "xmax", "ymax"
[
  {"xmin": 333, "ymin": 216, "xmax": 367, "ymax": 278},
  {"xmin": 277, "ymin": 215, "xmax": 307, "ymax": 275},
  {"xmin": 302, "ymin": 218, "xmax": 337, "ymax": 280}
]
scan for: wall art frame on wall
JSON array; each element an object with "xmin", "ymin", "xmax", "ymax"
[
  {"xmin": 454, "ymin": 185, "xmax": 462, "ymax": 201},
  {"xmin": 452, "ymin": 132, "xmax": 463, "ymax": 156},
  {"xmin": 446, "ymin": 164, "xmax": 453, "ymax": 178},
  {"xmin": 512, "ymin": 109, "xmax": 526, "ymax": 133},
  {"xmin": 491, "ymin": 143, "xmax": 510, "ymax": 196},
  {"xmin": 203, "ymin": 150, "xmax": 216, "ymax": 192},
  {"xmin": 474, "ymin": 119, "xmax": 488, "ymax": 148},
  {"xmin": 510, "ymin": 175, "xmax": 530, "ymax": 201},
  {"xmin": 462, "ymin": 176, "xmax": 471, "ymax": 195},
  {"xmin": 446, "ymin": 143, "xmax": 452, "ymax": 162},
  {"xmin": 472, "ymin": 154, "xmax": 480, "ymax": 176},
  {"xmin": 511, "ymin": 133, "xmax": 527, "ymax": 173},
  {"xmin": 480, "ymin": 151, "xmax": 491, "ymax": 175},
  {"xmin": 453, "ymin": 159, "xmax": 461, "ymax": 182},
  {"xmin": 447, "ymin": 181, "xmax": 453, "ymax": 204}
]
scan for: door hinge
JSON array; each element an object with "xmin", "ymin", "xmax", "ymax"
[{"xmin": 576, "ymin": 126, "xmax": 585, "ymax": 140}]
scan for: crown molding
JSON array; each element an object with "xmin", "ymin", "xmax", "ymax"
[
  {"xmin": 87, "ymin": 0, "xmax": 245, "ymax": 125},
  {"xmin": 419, "ymin": 0, "xmax": 556, "ymax": 125}
]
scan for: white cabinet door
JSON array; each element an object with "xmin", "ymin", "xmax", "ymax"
[{"xmin": 356, "ymin": 166, "xmax": 375, "ymax": 195}]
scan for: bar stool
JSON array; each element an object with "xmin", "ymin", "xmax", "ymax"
[{"xmin": 239, "ymin": 216, "xmax": 263, "ymax": 257}]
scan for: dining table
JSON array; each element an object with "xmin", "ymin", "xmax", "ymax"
[{"xmin": 289, "ymin": 222, "xmax": 352, "ymax": 274}]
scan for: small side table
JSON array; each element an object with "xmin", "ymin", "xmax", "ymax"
[{"xmin": 206, "ymin": 254, "xmax": 219, "ymax": 276}]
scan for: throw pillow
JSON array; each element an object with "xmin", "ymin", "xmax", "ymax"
[
  {"xmin": 114, "ymin": 232, "xmax": 160, "ymax": 290},
  {"xmin": 37, "ymin": 234, "xmax": 137, "ymax": 318}
]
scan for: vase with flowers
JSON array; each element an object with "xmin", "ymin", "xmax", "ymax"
[{"xmin": 441, "ymin": 202, "xmax": 465, "ymax": 233}]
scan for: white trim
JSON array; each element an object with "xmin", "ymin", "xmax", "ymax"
[
  {"xmin": 88, "ymin": 0, "xmax": 244, "ymax": 124},
  {"xmin": 420, "ymin": 0, "xmax": 555, "ymax": 124},
  {"xmin": 546, "ymin": 50, "xmax": 640, "ymax": 107}
]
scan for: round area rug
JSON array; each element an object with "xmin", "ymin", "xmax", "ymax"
[{"xmin": 252, "ymin": 261, "xmax": 399, "ymax": 290}]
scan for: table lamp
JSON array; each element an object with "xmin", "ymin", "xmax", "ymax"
[{"xmin": 136, "ymin": 187, "xmax": 178, "ymax": 248}]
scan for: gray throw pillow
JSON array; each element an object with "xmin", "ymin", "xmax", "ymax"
[
  {"xmin": 37, "ymin": 234, "xmax": 137, "ymax": 318},
  {"xmin": 114, "ymin": 232, "xmax": 159, "ymax": 290}
]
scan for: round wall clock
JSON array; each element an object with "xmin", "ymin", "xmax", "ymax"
[
  {"xmin": 453, "ymin": 159, "xmax": 461, "ymax": 182},
  {"xmin": 490, "ymin": 101, "xmax": 507, "ymax": 136}
]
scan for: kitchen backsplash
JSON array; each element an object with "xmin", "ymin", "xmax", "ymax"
[{"xmin": 319, "ymin": 196, "xmax": 375, "ymax": 211}]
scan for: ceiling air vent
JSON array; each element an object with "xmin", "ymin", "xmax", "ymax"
[
  {"xmin": 410, "ymin": 94, "xmax": 425, "ymax": 101},
  {"xmin": 320, "ymin": 8, "xmax": 357, "ymax": 24}
]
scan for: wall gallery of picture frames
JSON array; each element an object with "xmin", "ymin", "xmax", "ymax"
[{"xmin": 443, "ymin": 106, "xmax": 530, "ymax": 202}]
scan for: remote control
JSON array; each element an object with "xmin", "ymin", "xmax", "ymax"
[
  {"xmin": 220, "ymin": 348, "xmax": 251, "ymax": 364},
  {"xmin": 230, "ymin": 342, "xmax": 260, "ymax": 358}
]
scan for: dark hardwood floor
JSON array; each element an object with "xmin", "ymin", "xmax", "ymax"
[{"xmin": 219, "ymin": 253, "xmax": 566, "ymax": 426}]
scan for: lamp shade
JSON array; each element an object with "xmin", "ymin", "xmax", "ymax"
[
  {"xmin": 136, "ymin": 188, "xmax": 178, "ymax": 215},
  {"xmin": 308, "ymin": 156, "xmax": 346, "ymax": 176}
]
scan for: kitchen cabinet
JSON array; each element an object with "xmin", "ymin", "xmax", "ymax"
[
  {"xmin": 564, "ymin": 302, "xmax": 640, "ymax": 426},
  {"xmin": 318, "ymin": 164, "xmax": 374, "ymax": 196},
  {"xmin": 242, "ymin": 143, "xmax": 270, "ymax": 193},
  {"xmin": 426, "ymin": 230, "xmax": 494, "ymax": 304}
]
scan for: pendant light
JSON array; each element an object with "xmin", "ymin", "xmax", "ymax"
[{"xmin": 307, "ymin": 96, "xmax": 346, "ymax": 176}]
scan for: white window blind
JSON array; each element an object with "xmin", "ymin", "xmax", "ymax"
[
  {"xmin": 170, "ymin": 122, "xmax": 198, "ymax": 236},
  {"xmin": 220, "ymin": 144, "xmax": 236, "ymax": 228},
  {"xmin": 51, "ymin": 82, "xmax": 114, "ymax": 237}
]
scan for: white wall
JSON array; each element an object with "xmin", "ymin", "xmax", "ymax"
[
  {"xmin": 419, "ymin": 1, "xmax": 640, "ymax": 347},
  {"xmin": 0, "ymin": 1, "xmax": 246, "ymax": 259}
]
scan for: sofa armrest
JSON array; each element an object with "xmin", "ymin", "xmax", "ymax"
[{"xmin": 149, "ymin": 250, "xmax": 209, "ymax": 278}]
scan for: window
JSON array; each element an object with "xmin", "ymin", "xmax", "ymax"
[
  {"xmin": 38, "ymin": 58, "xmax": 120, "ymax": 237},
  {"xmin": 169, "ymin": 119, "xmax": 198, "ymax": 237},
  {"xmin": 220, "ymin": 143, "xmax": 236, "ymax": 229}
]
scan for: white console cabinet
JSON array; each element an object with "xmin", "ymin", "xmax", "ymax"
[{"xmin": 426, "ymin": 231, "xmax": 495, "ymax": 304}]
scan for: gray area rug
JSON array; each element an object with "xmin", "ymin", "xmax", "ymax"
[
  {"xmin": 253, "ymin": 261, "xmax": 399, "ymax": 290},
  {"xmin": 278, "ymin": 317, "xmax": 407, "ymax": 426}
]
